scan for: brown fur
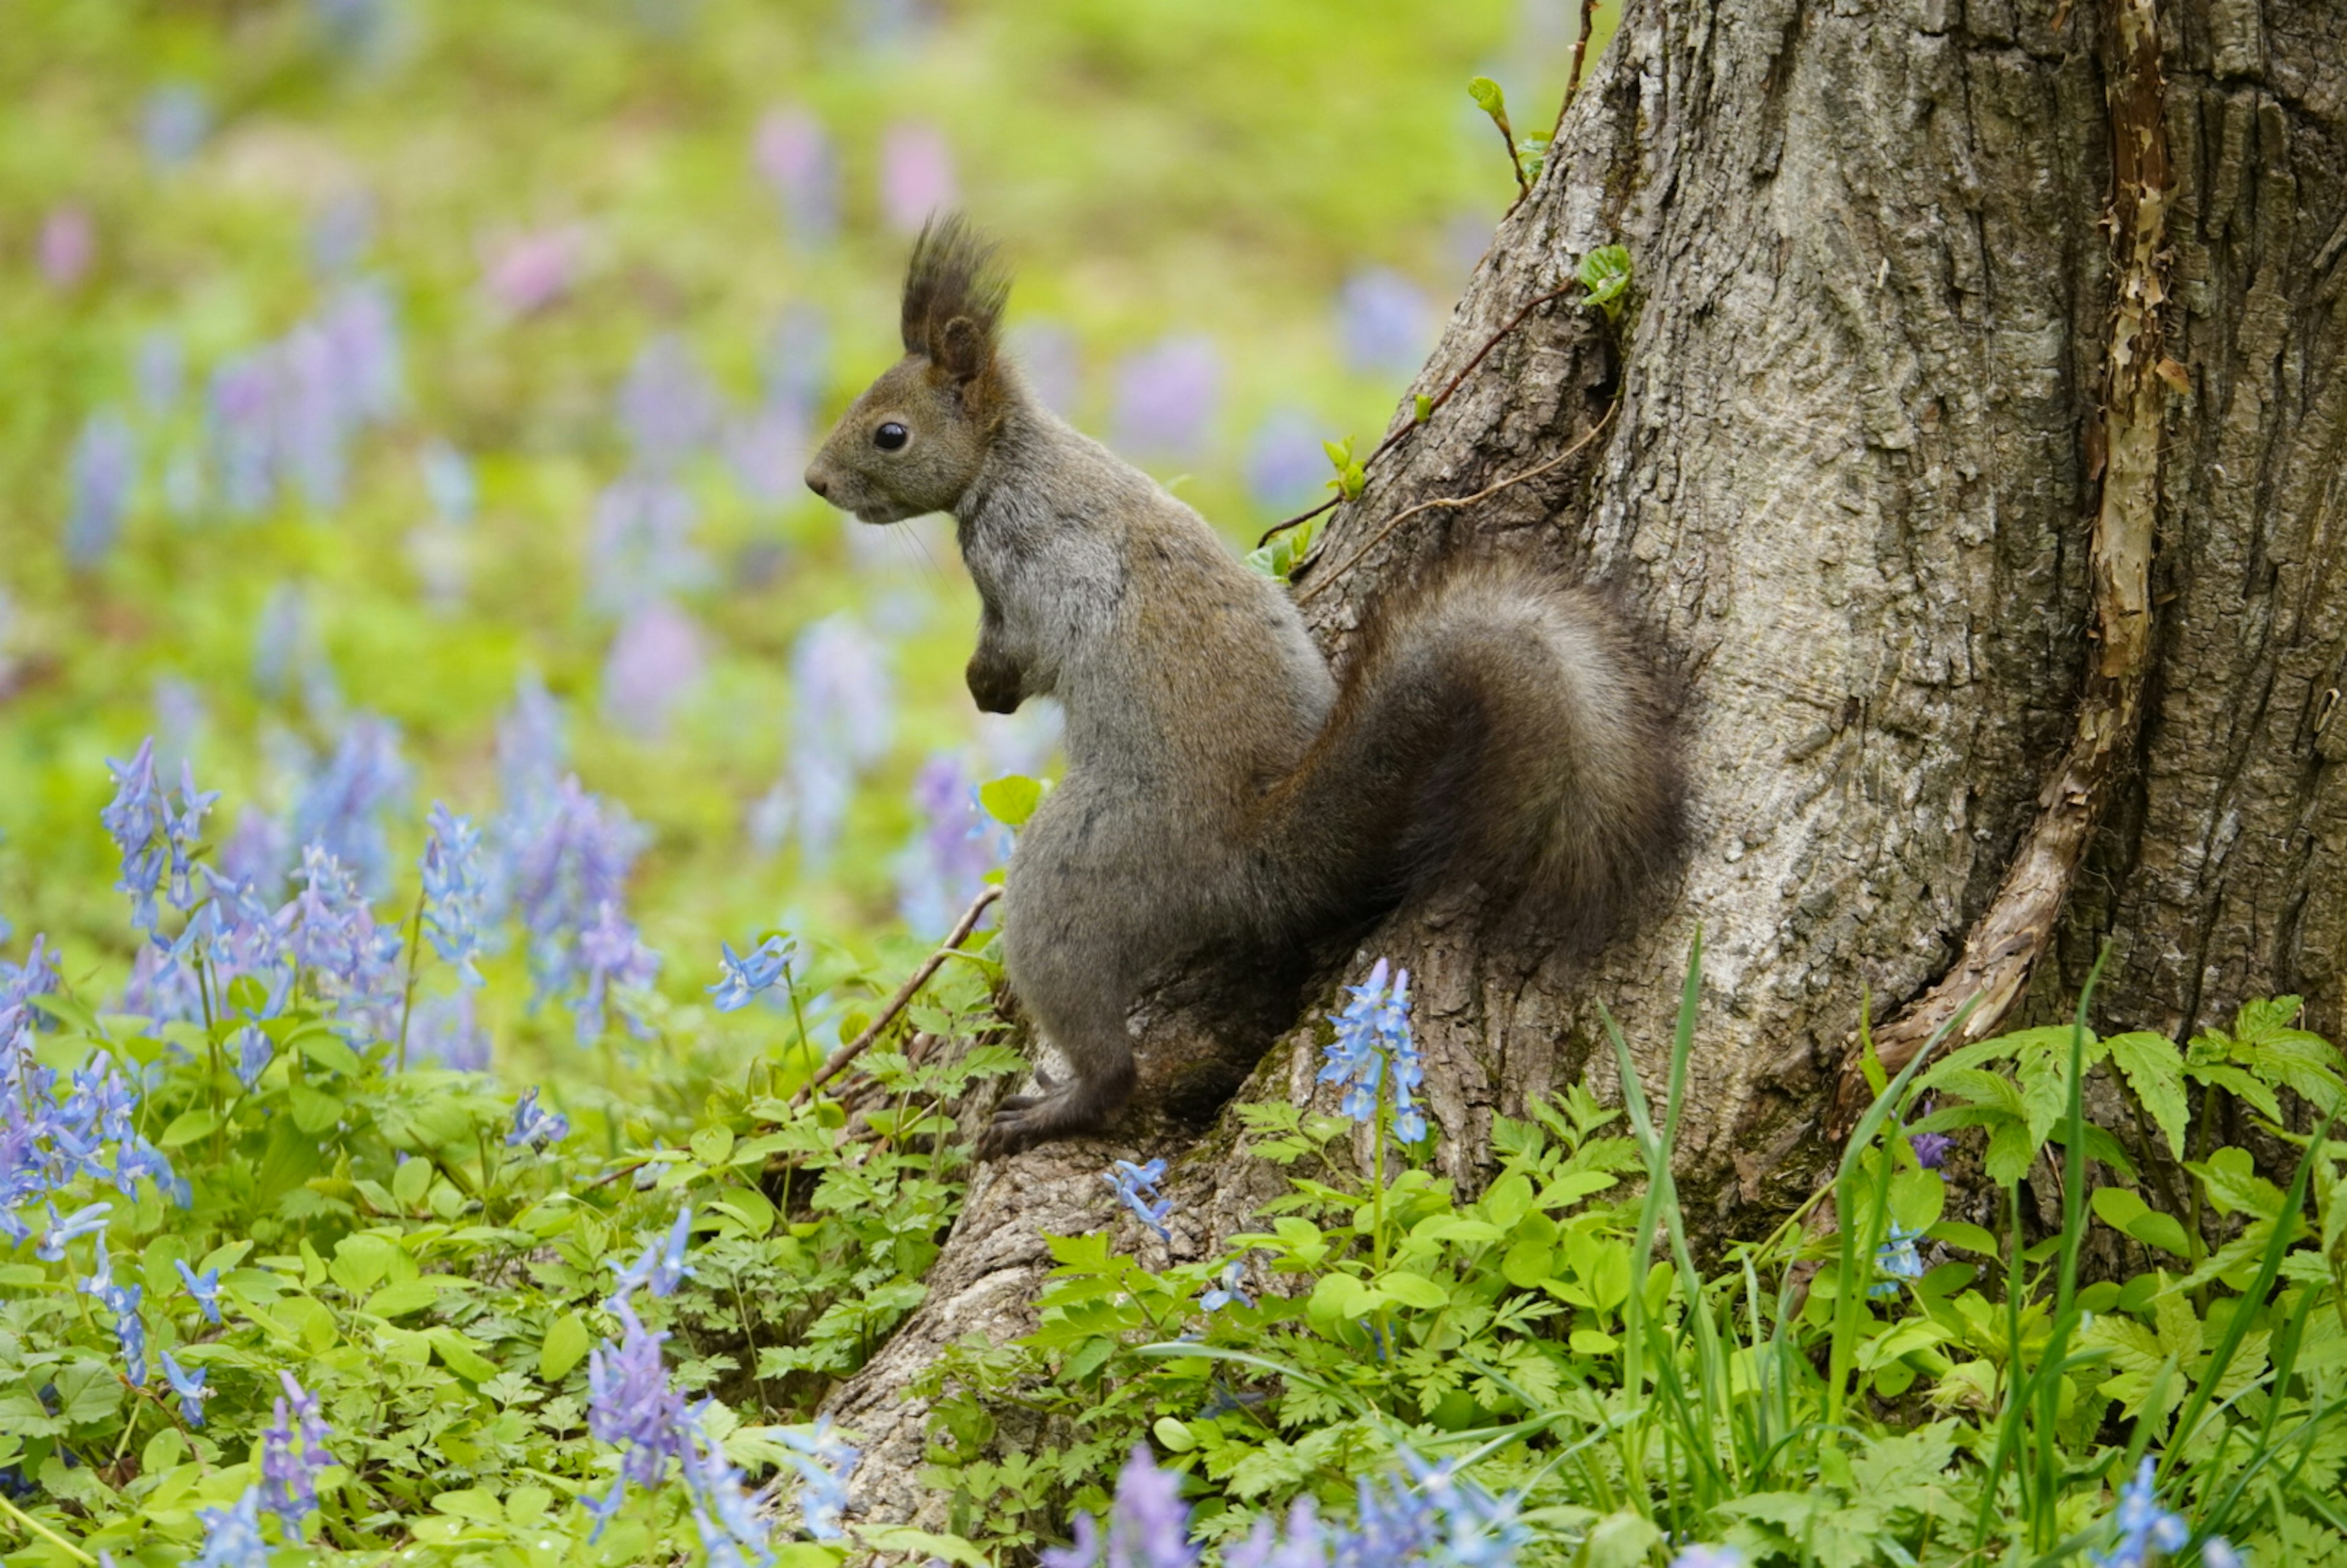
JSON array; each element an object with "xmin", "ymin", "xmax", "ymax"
[{"xmin": 807, "ymin": 216, "xmax": 1684, "ymax": 1159}]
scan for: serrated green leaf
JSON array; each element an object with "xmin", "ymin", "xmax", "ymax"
[
  {"xmin": 977, "ymin": 775, "xmax": 1043, "ymax": 829},
  {"xmin": 2104, "ymin": 1030, "xmax": 2189, "ymax": 1157}
]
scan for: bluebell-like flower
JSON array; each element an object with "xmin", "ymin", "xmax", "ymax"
[
  {"xmin": 81, "ymin": 1240, "xmax": 147, "ymax": 1385},
  {"xmin": 1104, "ymin": 1158, "xmax": 1173, "ymax": 1242},
  {"xmin": 586, "ymin": 1294, "xmax": 691, "ymax": 1526},
  {"xmin": 67, "ymin": 409, "xmax": 139, "ymax": 570},
  {"xmin": 421, "ymin": 802, "xmax": 487, "ymax": 986},
  {"xmin": 782, "ymin": 614, "xmax": 895, "ymax": 870},
  {"xmin": 1669, "ymin": 1548, "xmax": 1743, "ymax": 1568},
  {"xmin": 191, "ymin": 1487, "xmax": 269, "ymax": 1568},
  {"xmin": 589, "ymin": 475, "xmax": 709, "ymax": 617},
  {"xmin": 685, "ymin": 1407, "xmax": 777, "ymax": 1565},
  {"xmin": 291, "ymin": 717, "xmax": 411, "ymax": 895},
  {"xmin": 1398, "ymin": 1449, "xmax": 1530, "ymax": 1568},
  {"xmin": 35, "ymin": 1200, "xmax": 111, "ymax": 1261},
  {"xmin": 1051, "ymin": 1444, "xmax": 1196, "ymax": 1568},
  {"xmin": 575, "ymin": 899, "xmax": 659, "ymax": 1044},
  {"xmin": 259, "ymin": 1371, "xmax": 334, "ymax": 1539},
  {"xmin": 1111, "ymin": 336, "xmax": 1221, "ymax": 462},
  {"xmin": 1337, "ymin": 268, "xmax": 1434, "ymax": 377},
  {"xmin": 285, "ymin": 843, "xmax": 402, "ymax": 1041},
  {"xmin": 142, "ymin": 84, "xmax": 211, "ymax": 167},
  {"xmin": 708, "ymin": 934, "xmax": 796, "ymax": 1013},
  {"xmin": 162, "ymin": 1350, "xmax": 210, "ymax": 1426},
  {"xmin": 1320, "ymin": 958, "xmax": 1427, "ymax": 1141},
  {"xmin": 101, "ymin": 740, "xmax": 218, "ymax": 932},
  {"xmin": 1872, "ymin": 1222, "xmax": 1926, "ymax": 1299},
  {"xmin": 608, "ymin": 1206, "xmax": 695, "ymax": 1301},
  {"xmin": 753, "ymin": 107, "xmax": 840, "ymax": 246},
  {"xmin": 1199, "ymin": 1259, "xmax": 1254, "ymax": 1313},
  {"xmin": 2200, "ymin": 1540, "xmax": 2241, "ymax": 1568},
  {"xmin": 504, "ymin": 775, "xmax": 645, "ymax": 1013},
  {"xmin": 408, "ymin": 989, "xmax": 491, "ymax": 1072},
  {"xmin": 2093, "ymin": 1457, "xmax": 2191, "ymax": 1568},
  {"xmin": 177, "ymin": 1259, "xmax": 223, "ymax": 1324},
  {"xmin": 894, "ymin": 756, "xmax": 1010, "ymax": 937},
  {"xmin": 775, "ymin": 1417, "xmax": 859, "ymax": 1541},
  {"xmin": 507, "ymin": 1086, "xmax": 569, "ymax": 1149}
]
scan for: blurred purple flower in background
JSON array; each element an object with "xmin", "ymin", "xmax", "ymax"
[
  {"xmin": 496, "ymin": 671, "xmax": 568, "ymax": 808},
  {"xmin": 894, "ymin": 754, "xmax": 1009, "ymax": 937},
  {"xmin": 776, "ymin": 614, "xmax": 894, "ymax": 868},
  {"xmin": 879, "ymin": 120, "xmax": 957, "ymax": 234},
  {"xmin": 152, "ymin": 675, "xmax": 207, "ymax": 774},
  {"xmin": 136, "ymin": 331, "xmax": 184, "ymax": 413},
  {"xmin": 617, "ymin": 335, "xmax": 720, "ymax": 476},
  {"xmin": 575, "ymin": 899, "xmax": 658, "ymax": 1043},
  {"xmin": 603, "ymin": 599, "xmax": 705, "ymax": 741},
  {"xmin": 1006, "ymin": 321, "xmax": 1082, "ymax": 416},
  {"xmin": 291, "ymin": 716, "xmax": 411, "ymax": 895},
  {"xmin": 753, "ymin": 106, "xmax": 838, "ymax": 247},
  {"xmin": 201, "ymin": 284, "xmax": 403, "ymax": 519},
  {"xmin": 142, "ymin": 83, "xmax": 213, "ymax": 167},
  {"xmin": 101, "ymin": 738, "xmax": 217, "ymax": 932},
  {"xmin": 1111, "ymin": 335, "xmax": 1221, "ymax": 461},
  {"xmin": 38, "ymin": 206, "xmax": 95, "ymax": 289},
  {"xmin": 726, "ymin": 400, "xmax": 809, "ymax": 510},
  {"xmin": 408, "ymin": 989, "xmax": 490, "ymax": 1071},
  {"xmin": 1337, "ymin": 266, "xmax": 1436, "ymax": 377},
  {"xmin": 422, "ymin": 802, "xmax": 487, "ymax": 986},
  {"xmin": 219, "ymin": 805, "xmax": 292, "ymax": 898},
  {"xmin": 66, "ymin": 410, "xmax": 138, "ymax": 568},
  {"xmin": 505, "ymin": 775, "xmax": 648, "ymax": 1025},
  {"xmin": 855, "ymin": 0, "xmax": 935, "ymax": 49},
  {"xmin": 482, "ymin": 224, "xmax": 586, "ymax": 315},
  {"xmin": 590, "ymin": 475, "xmax": 708, "ymax": 616},
  {"xmin": 762, "ymin": 304, "xmax": 829, "ymax": 412},
  {"xmin": 209, "ymin": 353, "xmax": 280, "ymax": 515},
  {"xmin": 310, "ymin": 189, "xmax": 375, "ymax": 274},
  {"xmin": 1244, "ymin": 406, "xmax": 1330, "ymax": 513}
]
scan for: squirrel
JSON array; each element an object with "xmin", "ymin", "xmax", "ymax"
[{"xmin": 804, "ymin": 216, "xmax": 1683, "ymax": 1159}]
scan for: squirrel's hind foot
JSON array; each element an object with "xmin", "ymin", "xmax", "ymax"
[{"xmin": 974, "ymin": 1072, "xmax": 1125, "ymax": 1160}]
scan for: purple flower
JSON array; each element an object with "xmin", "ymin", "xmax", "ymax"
[
  {"xmin": 67, "ymin": 409, "xmax": 138, "ymax": 569},
  {"xmin": 761, "ymin": 305, "xmax": 829, "ymax": 412},
  {"xmin": 776, "ymin": 1418, "xmax": 858, "ymax": 1541},
  {"xmin": 310, "ymin": 189, "xmax": 374, "ymax": 274},
  {"xmin": 35, "ymin": 1200, "xmax": 111, "ymax": 1261},
  {"xmin": 603, "ymin": 600, "xmax": 706, "ymax": 741},
  {"xmin": 508, "ymin": 1086, "xmax": 568, "ymax": 1149},
  {"xmin": 497, "ymin": 670, "xmax": 568, "ymax": 808},
  {"xmin": 586, "ymin": 1295, "xmax": 691, "ymax": 1526},
  {"xmin": 191, "ymin": 1487, "xmax": 268, "ymax": 1568},
  {"xmin": 1104, "ymin": 1159, "xmax": 1173, "ymax": 1244},
  {"xmin": 142, "ymin": 84, "xmax": 212, "ymax": 166},
  {"xmin": 137, "ymin": 331, "xmax": 185, "ymax": 413},
  {"xmin": 1005, "ymin": 321, "xmax": 1082, "ymax": 416},
  {"xmin": 589, "ymin": 475, "xmax": 708, "ymax": 616},
  {"xmin": 208, "ymin": 353, "xmax": 280, "ymax": 516},
  {"xmin": 408, "ymin": 989, "xmax": 491, "ymax": 1071},
  {"xmin": 894, "ymin": 755, "xmax": 1008, "ymax": 936},
  {"xmin": 1872, "ymin": 1222, "xmax": 1925, "ymax": 1298},
  {"xmin": 608, "ymin": 1206, "xmax": 695, "ymax": 1301},
  {"xmin": 878, "ymin": 121, "xmax": 957, "ymax": 233},
  {"xmin": 707, "ymin": 934, "xmax": 795, "ymax": 1013},
  {"xmin": 575, "ymin": 901, "xmax": 659, "ymax": 1044},
  {"xmin": 163, "ymin": 1350, "xmax": 210, "ymax": 1425},
  {"xmin": 259, "ymin": 1371, "xmax": 334, "ymax": 1539},
  {"xmin": 80, "ymin": 1240, "xmax": 147, "ymax": 1385},
  {"xmin": 1049, "ymin": 1445, "xmax": 1196, "ymax": 1568},
  {"xmin": 1318, "ymin": 959, "xmax": 1426, "ymax": 1141},
  {"xmin": 752, "ymin": 108, "xmax": 839, "ymax": 246},
  {"xmin": 1243, "ymin": 408, "xmax": 1331, "ymax": 514},
  {"xmin": 504, "ymin": 775, "xmax": 646, "ymax": 1011},
  {"xmin": 2093, "ymin": 1456, "xmax": 2190, "ymax": 1568},
  {"xmin": 1337, "ymin": 268, "xmax": 1436, "ymax": 377},
  {"xmin": 617, "ymin": 335, "xmax": 720, "ymax": 476},
  {"xmin": 421, "ymin": 803, "xmax": 487, "ymax": 986},
  {"xmin": 218, "ymin": 806, "xmax": 292, "ymax": 903},
  {"xmin": 38, "ymin": 206, "xmax": 94, "ymax": 289},
  {"xmin": 292, "ymin": 716, "xmax": 411, "ymax": 895},
  {"xmin": 684, "ymin": 1409, "xmax": 779, "ymax": 1563},
  {"xmin": 779, "ymin": 614, "xmax": 894, "ymax": 868},
  {"xmin": 285, "ymin": 843, "xmax": 403, "ymax": 1042},
  {"xmin": 101, "ymin": 739, "xmax": 218, "ymax": 932},
  {"xmin": 1199, "ymin": 1259, "xmax": 1253, "ymax": 1313},
  {"xmin": 176, "ymin": 1259, "xmax": 222, "ymax": 1324},
  {"xmin": 482, "ymin": 224, "xmax": 587, "ymax": 315},
  {"xmin": 1111, "ymin": 337, "xmax": 1221, "ymax": 461}
]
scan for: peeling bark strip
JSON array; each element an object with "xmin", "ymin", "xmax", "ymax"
[{"xmin": 1829, "ymin": 0, "xmax": 2176, "ymax": 1133}]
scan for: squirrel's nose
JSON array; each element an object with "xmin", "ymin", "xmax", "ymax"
[{"xmin": 803, "ymin": 466, "xmax": 831, "ymax": 500}]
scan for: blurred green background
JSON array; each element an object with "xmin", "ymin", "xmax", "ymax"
[{"xmin": 0, "ymin": 0, "xmax": 1604, "ymax": 1090}]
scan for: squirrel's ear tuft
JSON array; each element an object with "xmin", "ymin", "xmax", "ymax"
[{"xmin": 901, "ymin": 212, "xmax": 1009, "ymax": 373}]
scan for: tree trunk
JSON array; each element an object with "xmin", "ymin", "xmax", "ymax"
[{"xmin": 825, "ymin": 0, "xmax": 2347, "ymax": 1526}]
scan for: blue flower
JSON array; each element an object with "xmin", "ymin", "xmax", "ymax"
[
  {"xmin": 575, "ymin": 899, "xmax": 658, "ymax": 1044},
  {"xmin": 101, "ymin": 741, "xmax": 217, "ymax": 932},
  {"xmin": 258, "ymin": 1371, "xmax": 335, "ymax": 1540},
  {"xmin": 1319, "ymin": 959, "xmax": 1427, "ymax": 1141},
  {"xmin": 285, "ymin": 843, "xmax": 403, "ymax": 1042},
  {"xmin": 190, "ymin": 1487, "xmax": 268, "ymax": 1568},
  {"xmin": 1670, "ymin": 1549, "xmax": 1743, "ymax": 1568},
  {"xmin": 586, "ymin": 1295, "xmax": 691, "ymax": 1531},
  {"xmin": 776, "ymin": 1416, "xmax": 859, "ymax": 1541},
  {"xmin": 707, "ymin": 934, "xmax": 795, "ymax": 1013},
  {"xmin": 1871, "ymin": 1222, "xmax": 1926, "ymax": 1298},
  {"xmin": 421, "ymin": 802, "xmax": 487, "ymax": 987},
  {"xmin": 35, "ymin": 1200, "xmax": 111, "ymax": 1261},
  {"xmin": 176, "ymin": 1259, "xmax": 223, "ymax": 1325},
  {"xmin": 162, "ymin": 1351, "xmax": 209, "ymax": 1426},
  {"xmin": 290, "ymin": 717, "xmax": 411, "ymax": 896},
  {"xmin": 2093, "ymin": 1457, "xmax": 2191, "ymax": 1568},
  {"xmin": 683, "ymin": 1407, "xmax": 777, "ymax": 1563},
  {"xmin": 1048, "ymin": 1445, "xmax": 1196, "ymax": 1568},
  {"xmin": 609, "ymin": 1207, "xmax": 696, "ymax": 1302},
  {"xmin": 67, "ymin": 411, "xmax": 139, "ymax": 571},
  {"xmin": 79, "ymin": 1240, "xmax": 146, "ymax": 1386},
  {"xmin": 1200, "ymin": 1260, "xmax": 1253, "ymax": 1313},
  {"xmin": 1104, "ymin": 1158, "xmax": 1173, "ymax": 1242},
  {"xmin": 507, "ymin": 1086, "xmax": 569, "ymax": 1149}
]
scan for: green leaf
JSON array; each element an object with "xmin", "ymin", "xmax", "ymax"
[
  {"xmin": 1413, "ymin": 394, "xmax": 1433, "ymax": 423},
  {"xmin": 2183, "ymin": 1061, "xmax": 2283, "ymax": 1122},
  {"xmin": 1152, "ymin": 1416, "xmax": 1195, "ymax": 1452},
  {"xmin": 364, "ymin": 1280, "xmax": 443, "ymax": 1318},
  {"xmin": 431, "ymin": 1488, "xmax": 506, "ymax": 1522},
  {"xmin": 2092, "ymin": 1185, "xmax": 2151, "ymax": 1231},
  {"xmin": 1466, "ymin": 76, "xmax": 1506, "ymax": 118},
  {"xmin": 1378, "ymin": 1270, "xmax": 1449, "ymax": 1310},
  {"xmin": 1576, "ymin": 244, "xmax": 1633, "ymax": 319},
  {"xmin": 288, "ymin": 1083, "xmax": 344, "ymax": 1135},
  {"xmin": 2104, "ymin": 1030, "xmax": 2189, "ymax": 1157},
  {"xmin": 855, "ymin": 1526, "xmax": 986, "ymax": 1568},
  {"xmin": 978, "ymin": 775, "xmax": 1043, "ymax": 829},
  {"xmin": 329, "ymin": 1234, "xmax": 399, "ymax": 1293},
  {"xmin": 430, "ymin": 1327, "xmax": 498, "ymax": 1382},
  {"xmin": 1500, "ymin": 1240, "xmax": 1554, "ymax": 1289},
  {"xmin": 1985, "ymin": 1118, "xmax": 2036, "ymax": 1185},
  {"xmin": 158, "ymin": 1107, "xmax": 217, "ymax": 1148},
  {"xmin": 541, "ymin": 1313, "xmax": 592, "ymax": 1382},
  {"xmin": 691, "ymin": 1126, "xmax": 735, "ymax": 1167},
  {"xmin": 391, "ymin": 1154, "xmax": 433, "ymax": 1208},
  {"xmin": 296, "ymin": 1029, "xmax": 365, "ymax": 1078}
]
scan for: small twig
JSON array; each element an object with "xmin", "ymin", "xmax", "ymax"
[
  {"xmin": 791, "ymin": 886, "xmax": 1001, "ymax": 1106},
  {"xmin": 1293, "ymin": 401, "xmax": 1619, "ymax": 606},
  {"xmin": 1552, "ymin": 0, "xmax": 1602, "ymax": 142},
  {"xmin": 1255, "ymin": 284, "xmax": 1581, "ymax": 551},
  {"xmin": 1489, "ymin": 115, "xmax": 1531, "ymax": 208}
]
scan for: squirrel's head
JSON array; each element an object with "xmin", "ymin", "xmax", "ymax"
[{"xmin": 805, "ymin": 213, "xmax": 1012, "ymax": 524}]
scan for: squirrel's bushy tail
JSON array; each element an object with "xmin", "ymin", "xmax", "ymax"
[{"xmin": 1249, "ymin": 562, "xmax": 1684, "ymax": 953}]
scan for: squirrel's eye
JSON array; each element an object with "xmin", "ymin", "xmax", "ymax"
[{"xmin": 874, "ymin": 422, "xmax": 909, "ymax": 452}]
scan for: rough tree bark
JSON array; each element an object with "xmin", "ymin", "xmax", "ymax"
[{"xmin": 825, "ymin": 0, "xmax": 2347, "ymax": 1526}]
